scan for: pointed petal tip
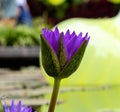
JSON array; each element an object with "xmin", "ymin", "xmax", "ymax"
[
  {"xmin": 54, "ymin": 26, "xmax": 59, "ymax": 32},
  {"xmin": 78, "ymin": 32, "xmax": 83, "ymax": 37},
  {"xmin": 87, "ymin": 36, "xmax": 90, "ymax": 42},
  {"xmin": 84, "ymin": 32, "xmax": 90, "ymax": 40},
  {"xmin": 11, "ymin": 99, "xmax": 14, "ymax": 105},
  {"xmin": 54, "ymin": 26, "xmax": 60, "ymax": 35},
  {"xmin": 66, "ymin": 29, "xmax": 70, "ymax": 34},
  {"xmin": 84, "ymin": 32, "xmax": 88, "ymax": 37}
]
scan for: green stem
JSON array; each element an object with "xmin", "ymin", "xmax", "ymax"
[{"xmin": 48, "ymin": 78, "xmax": 61, "ymax": 112}]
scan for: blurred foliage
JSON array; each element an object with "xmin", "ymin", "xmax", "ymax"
[
  {"xmin": 33, "ymin": 16, "xmax": 52, "ymax": 32},
  {"xmin": 36, "ymin": 0, "xmax": 120, "ymax": 7},
  {"xmin": 0, "ymin": 16, "xmax": 52, "ymax": 46},
  {"xmin": 34, "ymin": 0, "xmax": 119, "ymax": 25},
  {"xmin": 37, "ymin": 0, "xmax": 85, "ymax": 6},
  {"xmin": 36, "ymin": 0, "xmax": 86, "ymax": 20},
  {"xmin": 47, "ymin": 0, "xmax": 65, "ymax": 6},
  {"xmin": 0, "ymin": 25, "xmax": 40, "ymax": 46},
  {"xmin": 108, "ymin": 0, "xmax": 120, "ymax": 4}
]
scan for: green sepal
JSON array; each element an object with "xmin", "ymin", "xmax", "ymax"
[
  {"xmin": 40, "ymin": 35, "xmax": 60, "ymax": 77},
  {"xmin": 0, "ymin": 101, "xmax": 4, "ymax": 112},
  {"xmin": 58, "ymin": 40, "xmax": 88, "ymax": 79},
  {"xmin": 57, "ymin": 34, "xmax": 67, "ymax": 70}
]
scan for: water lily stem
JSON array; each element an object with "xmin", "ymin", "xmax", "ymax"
[{"xmin": 48, "ymin": 78, "xmax": 61, "ymax": 112}]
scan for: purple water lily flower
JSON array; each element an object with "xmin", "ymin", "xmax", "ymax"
[
  {"xmin": 42, "ymin": 27, "xmax": 89, "ymax": 62},
  {"xmin": 41, "ymin": 27, "xmax": 90, "ymax": 78},
  {"xmin": 4, "ymin": 100, "xmax": 32, "ymax": 112}
]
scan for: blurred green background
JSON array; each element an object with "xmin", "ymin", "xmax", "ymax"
[{"xmin": 1, "ymin": 0, "xmax": 120, "ymax": 112}]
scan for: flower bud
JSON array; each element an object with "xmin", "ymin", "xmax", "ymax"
[{"xmin": 40, "ymin": 27, "xmax": 90, "ymax": 79}]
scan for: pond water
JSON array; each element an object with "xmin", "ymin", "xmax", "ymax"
[{"xmin": 42, "ymin": 85, "xmax": 120, "ymax": 112}]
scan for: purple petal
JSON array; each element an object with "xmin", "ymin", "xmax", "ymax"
[
  {"xmin": 17, "ymin": 101, "xmax": 22, "ymax": 111},
  {"xmin": 4, "ymin": 103, "xmax": 8, "ymax": 112},
  {"xmin": 42, "ymin": 27, "xmax": 61, "ymax": 53},
  {"xmin": 65, "ymin": 35, "xmax": 77, "ymax": 61},
  {"xmin": 10, "ymin": 100, "xmax": 15, "ymax": 112},
  {"xmin": 54, "ymin": 27, "xmax": 60, "ymax": 38},
  {"xmin": 4, "ymin": 100, "xmax": 32, "ymax": 112},
  {"xmin": 65, "ymin": 32, "xmax": 89, "ymax": 61}
]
